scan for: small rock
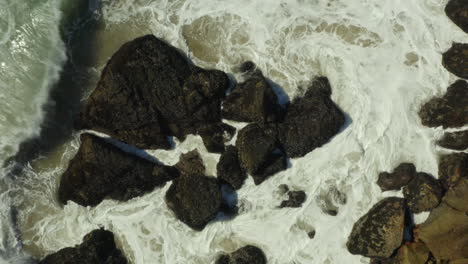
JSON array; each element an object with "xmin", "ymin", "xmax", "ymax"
[
  {"xmin": 445, "ymin": 0, "xmax": 468, "ymax": 33},
  {"xmin": 199, "ymin": 123, "xmax": 236, "ymax": 153},
  {"xmin": 217, "ymin": 146, "xmax": 247, "ymax": 190},
  {"xmin": 437, "ymin": 130, "xmax": 468, "ymax": 150},
  {"xmin": 377, "ymin": 163, "xmax": 417, "ymax": 191},
  {"xmin": 175, "ymin": 149, "xmax": 205, "ymax": 176},
  {"xmin": 403, "ymin": 172, "xmax": 443, "ymax": 214},
  {"xmin": 280, "ymin": 190, "xmax": 306, "ymax": 208},
  {"xmin": 307, "ymin": 230, "xmax": 316, "ymax": 239},
  {"xmin": 165, "ymin": 174, "xmax": 222, "ymax": 230},
  {"xmin": 347, "ymin": 197, "xmax": 406, "ymax": 258},
  {"xmin": 239, "ymin": 61, "xmax": 256, "ymax": 73},
  {"xmin": 39, "ymin": 229, "xmax": 128, "ymax": 264},
  {"xmin": 278, "ymin": 184, "xmax": 289, "ymax": 194},
  {"xmin": 215, "ymin": 245, "xmax": 267, "ymax": 264},
  {"xmin": 442, "ymin": 43, "xmax": 468, "ymax": 80},
  {"xmin": 438, "ymin": 152, "xmax": 468, "ymax": 190}
]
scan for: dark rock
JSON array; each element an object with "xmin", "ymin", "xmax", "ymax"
[
  {"xmin": 280, "ymin": 190, "xmax": 306, "ymax": 208},
  {"xmin": 419, "ymin": 79, "xmax": 468, "ymax": 128},
  {"xmin": 217, "ymin": 146, "xmax": 247, "ymax": 190},
  {"xmin": 347, "ymin": 197, "xmax": 406, "ymax": 258},
  {"xmin": 175, "ymin": 149, "xmax": 205, "ymax": 176},
  {"xmin": 239, "ymin": 61, "xmax": 256, "ymax": 73},
  {"xmin": 77, "ymin": 35, "xmax": 230, "ymax": 152},
  {"xmin": 437, "ymin": 130, "xmax": 468, "ymax": 150},
  {"xmin": 438, "ymin": 152, "xmax": 468, "ymax": 190},
  {"xmin": 445, "ymin": 0, "xmax": 468, "ymax": 33},
  {"xmin": 39, "ymin": 229, "xmax": 128, "ymax": 264},
  {"xmin": 215, "ymin": 245, "xmax": 267, "ymax": 264},
  {"xmin": 442, "ymin": 43, "xmax": 468, "ymax": 80},
  {"xmin": 369, "ymin": 242, "xmax": 431, "ymax": 264},
  {"xmin": 324, "ymin": 209, "xmax": 338, "ymax": 216},
  {"xmin": 236, "ymin": 123, "xmax": 287, "ymax": 184},
  {"xmin": 58, "ymin": 133, "xmax": 178, "ymax": 206},
  {"xmin": 165, "ymin": 174, "xmax": 222, "ymax": 230},
  {"xmin": 222, "ymin": 69, "xmax": 281, "ymax": 123},
  {"xmin": 198, "ymin": 123, "xmax": 236, "ymax": 153},
  {"xmin": 278, "ymin": 77, "xmax": 345, "ymax": 158},
  {"xmin": 403, "ymin": 173, "xmax": 443, "ymax": 214},
  {"xmin": 307, "ymin": 230, "xmax": 316, "ymax": 239},
  {"xmin": 377, "ymin": 163, "xmax": 417, "ymax": 191}
]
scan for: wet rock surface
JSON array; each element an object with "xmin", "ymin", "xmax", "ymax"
[
  {"xmin": 402, "ymin": 173, "xmax": 443, "ymax": 214},
  {"xmin": 58, "ymin": 133, "xmax": 178, "ymax": 206},
  {"xmin": 77, "ymin": 35, "xmax": 230, "ymax": 152},
  {"xmin": 445, "ymin": 0, "xmax": 468, "ymax": 33},
  {"xmin": 175, "ymin": 149, "xmax": 205, "ymax": 176},
  {"xmin": 280, "ymin": 190, "xmax": 306, "ymax": 208},
  {"xmin": 165, "ymin": 174, "xmax": 222, "ymax": 230},
  {"xmin": 347, "ymin": 197, "xmax": 406, "ymax": 258},
  {"xmin": 39, "ymin": 229, "xmax": 128, "ymax": 264},
  {"xmin": 278, "ymin": 77, "xmax": 345, "ymax": 158},
  {"xmin": 438, "ymin": 152, "xmax": 468, "ymax": 190},
  {"xmin": 418, "ymin": 79, "xmax": 468, "ymax": 128},
  {"xmin": 437, "ymin": 130, "xmax": 468, "ymax": 150},
  {"xmin": 377, "ymin": 163, "xmax": 417, "ymax": 191},
  {"xmin": 442, "ymin": 43, "xmax": 468, "ymax": 80},
  {"xmin": 217, "ymin": 146, "xmax": 247, "ymax": 190},
  {"xmin": 215, "ymin": 245, "xmax": 267, "ymax": 264}
]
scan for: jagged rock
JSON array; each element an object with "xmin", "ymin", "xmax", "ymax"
[
  {"xmin": 58, "ymin": 133, "xmax": 178, "ymax": 206},
  {"xmin": 280, "ymin": 190, "xmax": 306, "ymax": 208},
  {"xmin": 198, "ymin": 123, "xmax": 236, "ymax": 153},
  {"xmin": 417, "ymin": 203, "xmax": 468, "ymax": 261},
  {"xmin": 445, "ymin": 0, "xmax": 468, "ymax": 33},
  {"xmin": 442, "ymin": 43, "xmax": 468, "ymax": 80},
  {"xmin": 437, "ymin": 130, "xmax": 468, "ymax": 150},
  {"xmin": 438, "ymin": 152, "xmax": 468, "ymax": 190},
  {"xmin": 236, "ymin": 123, "xmax": 287, "ymax": 185},
  {"xmin": 347, "ymin": 197, "xmax": 406, "ymax": 258},
  {"xmin": 165, "ymin": 174, "xmax": 222, "ymax": 230},
  {"xmin": 77, "ymin": 35, "xmax": 230, "ymax": 152},
  {"xmin": 39, "ymin": 229, "xmax": 128, "ymax": 264},
  {"xmin": 215, "ymin": 245, "xmax": 267, "ymax": 264},
  {"xmin": 278, "ymin": 77, "xmax": 345, "ymax": 158},
  {"xmin": 443, "ymin": 177, "xmax": 468, "ymax": 212},
  {"xmin": 217, "ymin": 146, "xmax": 247, "ymax": 190},
  {"xmin": 419, "ymin": 79, "xmax": 468, "ymax": 128},
  {"xmin": 403, "ymin": 173, "xmax": 443, "ymax": 214},
  {"xmin": 222, "ymin": 69, "xmax": 281, "ymax": 123},
  {"xmin": 377, "ymin": 163, "xmax": 417, "ymax": 191},
  {"xmin": 175, "ymin": 149, "xmax": 205, "ymax": 176}
]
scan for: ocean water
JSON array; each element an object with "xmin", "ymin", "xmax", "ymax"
[{"xmin": 1, "ymin": 0, "xmax": 467, "ymax": 263}]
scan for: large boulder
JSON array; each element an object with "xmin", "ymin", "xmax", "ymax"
[
  {"xmin": 278, "ymin": 77, "xmax": 345, "ymax": 158},
  {"xmin": 437, "ymin": 130, "xmax": 468, "ymax": 150},
  {"xmin": 377, "ymin": 163, "xmax": 417, "ymax": 192},
  {"xmin": 438, "ymin": 152, "xmax": 468, "ymax": 190},
  {"xmin": 39, "ymin": 229, "xmax": 128, "ymax": 264},
  {"xmin": 217, "ymin": 146, "xmax": 247, "ymax": 190},
  {"xmin": 165, "ymin": 174, "xmax": 222, "ymax": 230},
  {"xmin": 402, "ymin": 173, "xmax": 443, "ymax": 214},
  {"xmin": 442, "ymin": 43, "xmax": 468, "ymax": 80},
  {"xmin": 347, "ymin": 197, "xmax": 406, "ymax": 258},
  {"xmin": 77, "ymin": 35, "xmax": 230, "ymax": 151},
  {"xmin": 445, "ymin": 0, "xmax": 468, "ymax": 33},
  {"xmin": 418, "ymin": 79, "xmax": 468, "ymax": 128},
  {"xmin": 58, "ymin": 133, "xmax": 178, "ymax": 206},
  {"xmin": 215, "ymin": 245, "xmax": 267, "ymax": 264},
  {"xmin": 222, "ymin": 69, "xmax": 281, "ymax": 124}
]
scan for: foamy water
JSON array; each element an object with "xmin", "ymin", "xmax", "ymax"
[{"xmin": 1, "ymin": 0, "xmax": 467, "ymax": 263}]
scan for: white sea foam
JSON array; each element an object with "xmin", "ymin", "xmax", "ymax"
[{"xmin": 4, "ymin": 0, "xmax": 468, "ymax": 263}]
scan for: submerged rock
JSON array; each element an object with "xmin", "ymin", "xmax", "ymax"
[
  {"xmin": 77, "ymin": 35, "xmax": 230, "ymax": 152},
  {"xmin": 217, "ymin": 146, "xmax": 247, "ymax": 190},
  {"xmin": 445, "ymin": 0, "xmax": 468, "ymax": 33},
  {"xmin": 175, "ymin": 149, "xmax": 205, "ymax": 176},
  {"xmin": 58, "ymin": 133, "xmax": 178, "ymax": 206},
  {"xmin": 280, "ymin": 190, "xmax": 306, "ymax": 208},
  {"xmin": 165, "ymin": 174, "xmax": 222, "ymax": 230},
  {"xmin": 215, "ymin": 245, "xmax": 267, "ymax": 264},
  {"xmin": 222, "ymin": 69, "xmax": 281, "ymax": 123},
  {"xmin": 39, "ymin": 229, "xmax": 128, "ymax": 264},
  {"xmin": 278, "ymin": 77, "xmax": 345, "ymax": 158},
  {"xmin": 377, "ymin": 163, "xmax": 417, "ymax": 191},
  {"xmin": 438, "ymin": 152, "xmax": 468, "ymax": 190},
  {"xmin": 418, "ymin": 79, "xmax": 468, "ymax": 128},
  {"xmin": 347, "ymin": 197, "xmax": 406, "ymax": 258},
  {"xmin": 403, "ymin": 173, "xmax": 443, "ymax": 214},
  {"xmin": 437, "ymin": 130, "xmax": 468, "ymax": 150},
  {"xmin": 442, "ymin": 43, "xmax": 468, "ymax": 80}
]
